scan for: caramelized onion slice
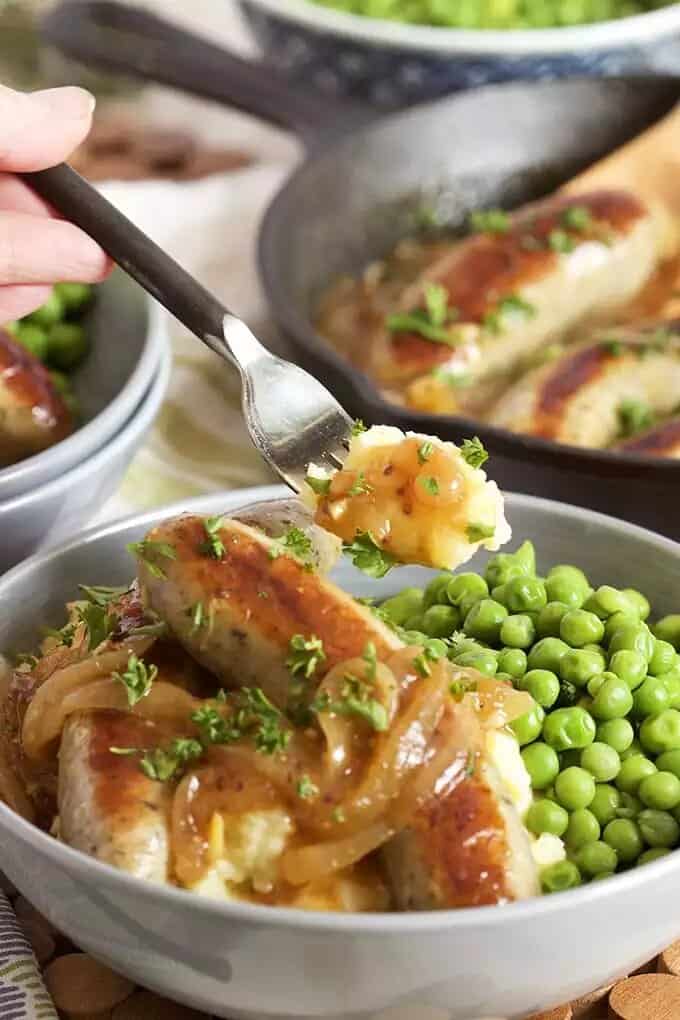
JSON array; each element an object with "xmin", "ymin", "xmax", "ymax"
[{"xmin": 281, "ymin": 821, "xmax": 394, "ymax": 886}]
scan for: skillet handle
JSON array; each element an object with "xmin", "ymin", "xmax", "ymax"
[{"xmin": 40, "ymin": 0, "xmax": 370, "ymax": 143}]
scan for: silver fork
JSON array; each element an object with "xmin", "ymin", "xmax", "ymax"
[{"xmin": 24, "ymin": 164, "xmax": 353, "ymax": 492}]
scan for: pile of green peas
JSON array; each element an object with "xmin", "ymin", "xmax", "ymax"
[
  {"xmin": 378, "ymin": 540, "xmax": 680, "ymax": 894},
  {"xmin": 5, "ymin": 283, "xmax": 94, "ymax": 415}
]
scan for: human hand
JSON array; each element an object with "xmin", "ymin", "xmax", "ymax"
[{"xmin": 0, "ymin": 84, "xmax": 111, "ymax": 324}]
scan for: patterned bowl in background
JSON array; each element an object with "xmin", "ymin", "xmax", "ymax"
[{"xmin": 239, "ymin": 0, "xmax": 680, "ymax": 108}]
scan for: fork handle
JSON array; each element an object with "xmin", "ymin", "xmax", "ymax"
[{"xmin": 25, "ymin": 163, "xmax": 258, "ymax": 366}]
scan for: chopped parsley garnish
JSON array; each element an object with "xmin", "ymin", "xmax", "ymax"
[
  {"xmin": 342, "ymin": 531, "xmax": 398, "ymax": 579},
  {"xmin": 112, "ymin": 654, "xmax": 158, "ymax": 707},
  {"xmin": 351, "ymin": 419, "xmax": 368, "ymax": 437},
  {"xmin": 561, "ymin": 205, "xmax": 592, "ymax": 231},
  {"xmin": 466, "ymin": 522, "xmax": 496, "ymax": 543},
  {"xmin": 78, "ymin": 584, "xmax": 129, "ymax": 607},
  {"xmin": 192, "ymin": 687, "xmax": 291, "ymax": 756},
  {"xmin": 305, "ymin": 474, "xmax": 332, "ymax": 496},
  {"xmin": 387, "ymin": 282, "xmax": 459, "ymax": 346},
  {"xmin": 189, "ymin": 601, "xmax": 207, "ymax": 635},
  {"xmin": 287, "ymin": 634, "xmax": 326, "ymax": 679},
  {"xmin": 413, "ymin": 652, "xmax": 432, "ymax": 678},
  {"xmin": 432, "ymin": 367, "xmax": 472, "ymax": 389},
  {"xmin": 200, "ymin": 515, "xmax": 227, "ymax": 560},
  {"xmin": 460, "ymin": 436, "xmax": 489, "ymax": 469},
  {"xmin": 127, "ymin": 539, "xmax": 177, "ymax": 579},
  {"xmin": 76, "ymin": 602, "xmax": 115, "ymax": 651},
  {"xmin": 602, "ymin": 339, "xmax": 624, "ymax": 356},
  {"xmin": 617, "ymin": 398, "xmax": 654, "ymax": 439},
  {"xmin": 140, "ymin": 738, "xmax": 203, "ymax": 782},
  {"xmin": 469, "ymin": 208, "xmax": 511, "ymax": 235},
  {"xmin": 465, "ymin": 751, "xmax": 477, "ymax": 778},
  {"xmin": 363, "ymin": 641, "xmax": 377, "ymax": 681},
  {"xmin": 548, "ymin": 229, "xmax": 575, "ymax": 254},
  {"xmin": 348, "ymin": 471, "xmax": 373, "ymax": 497},
  {"xmin": 44, "ymin": 622, "xmax": 77, "ymax": 648},
  {"xmin": 321, "ymin": 673, "xmax": 388, "ymax": 732},
  {"xmin": 270, "ymin": 526, "xmax": 314, "ymax": 569},
  {"xmin": 418, "ymin": 440, "xmax": 434, "ymax": 464},
  {"xmin": 419, "ymin": 476, "xmax": 439, "ymax": 496},
  {"xmin": 332, "ymin": 806, "xmax": 346, "ymax": 823},
  {"xmin": 483, "ymin": 293, "xmax": 535, "ymax": 334},
  {"xmin": 449, "ymin": 680, "xmax": 466, "ymax": 701},
  {"xmin": 296, "ymin": 775, "xmax": 319, "ymax": 800}
]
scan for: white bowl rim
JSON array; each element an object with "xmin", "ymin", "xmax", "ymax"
[
  {"xmin": 2, "ymin": 482, "xmax": 680, "ymax": 933},
  {"xmin": 243, "ymin": 0, "xmax": 680, "ymax": 55},
  {"xmin": 0, "ymin": 330, "xmax": 171, "ymax": 516},
  {"xmin": 0, "ymin": 284, "xmax": 166, "ymax": 497}
]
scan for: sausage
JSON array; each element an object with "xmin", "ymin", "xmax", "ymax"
[
  {"xmin": 487, "ymin": 322, "xmax": 680, "ymax": 448},
  {"xmin": 369, "ymin": 191, "xmax": 668, "ymax": 410},
  {"xmin": 0, "ymin": 330, "xmax": 72, "ymax": 466},
  {"xmin": 134, "ymin": 514, "xmax": 402, "ymax": 708},
  {"xmin": 58, "ymin": 711, "xmax": 172, "ymax": 883}
]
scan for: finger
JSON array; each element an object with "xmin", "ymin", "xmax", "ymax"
[
  {"xmin": 0, "ymin": 212, "xmax": 111, "ymax": 285},
  {"xmin": 0, "ymin": 284, "xmax": 53, "ymax": 324},
  {"xmin": 0, "ymin": 173, "xmax": 52, "ymax": 216},
  {"xmin": 0, "ymin": 85, "xmax": 95, "ymax": 172}
]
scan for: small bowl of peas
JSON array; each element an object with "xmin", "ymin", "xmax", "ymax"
[
  {"xmin": 0, "ymin": 269, "xmax": 166, "ymax": 503},
  {"xmin": 239, "ymin": 0, "xmax": 680, "ymax": 108}
]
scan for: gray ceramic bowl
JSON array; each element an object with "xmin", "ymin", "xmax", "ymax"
[
  {"xmin": 1, "ymin": 484, "xmax": 680, "ymax": 1019},
  {"xmin": 0, "ymin": 337, "xmax": 171, "ymax": 573},
  {"xmin": 0, "ymin": 270, "xmax": 166, "ymax": 502}
]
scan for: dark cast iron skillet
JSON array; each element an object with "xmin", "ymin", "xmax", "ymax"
[{"xmin": 42, "ymin": 2, "xmax": 680, "ymax": 535}]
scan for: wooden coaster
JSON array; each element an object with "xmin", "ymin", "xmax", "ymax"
[
  {"xmin": 112, "ymin": 989, "xmax": 208, "ymax": 1018},
  {"xmin": 44, "ymin": 953, "xmax": 135, "ymax": 1015},
  {"xmin": 571, "ymin": 984, "xmax": 614, "ymax": 1017},
  {"xmin": 527, "ymin": 1006, "xmax": 572, "ymax": 1019},
  {"xmin": 658, "ymin": 941, "xmax": 680, "ymax": 977},
  {"xmin": 608, "ymin": 973, "xmax": 680, "ymax": 1019}
]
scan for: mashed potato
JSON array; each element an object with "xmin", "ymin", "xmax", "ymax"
[{"xmin": 305, "ymin": 425, "xmax": 510, "ymax": 572}]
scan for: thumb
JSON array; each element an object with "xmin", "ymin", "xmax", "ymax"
[{"xmin": 0, "ymin": 85, "xmax": 95, "ymax": 172}]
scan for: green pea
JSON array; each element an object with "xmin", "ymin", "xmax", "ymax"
[
  {"xmin": 639, "ymin": 709, "xmax": 680, "ymax": 754},
  {"xmin": 526, "ymin": 798, "xmax": 569, "ymax": 837},
  {"xmin": 454, "ymin": 648, "xmax": 498, "ymax": 677},
  {"xmin": 653, "ymin": 615, "xmax": 680, "ymax": 651},
  {"xmin": 499, "ymin": 614, "xmax": 535, "ymax": 649},
  {"xmin": 421, "ymin": 604, "xmax": 460, "ymax": 638},
  {"xmin": 633, "ymin": 676, "xmax": 671, "ymax": 719},
  {"xmin": 588, "ymin": 585, "xmax": 636, "ymax": 619},
  {"xmin": 616, "ymin": 755, "xmax": 657, "ymax": 794},
  {"xmin": 637, "ymin": 808, "xmax": 680, "ymax": 848},
  {"xmin": 54, "ymin": 281, "xmax": 92, "ymax": 311},
  {"xmin": 575, "ymin": 840, "xmax": 618, "ymax": 877},
  {"xmin": 638, "ymin": 771, "xmax": 680, "ymax": 811},
  {"xmin": 496, "ymin": 647, "xmax": 527, "ymax": 679},
  {"xmin": 528, "ymin": 637, "xmax": 570, "ymax": 673},
  {"xmin": 560, "ymin": 648, "xmax": 605, "ymax": 688},
  {"xmin": 422, "ymin": 574, "xmax": 453, "ymax": 610},
  {"xmin": 655, "ymin": 750, "xmax": 680, "ymax": 779},
  {"xmin": 510, "ymin": 704, "xmax": 545, "ymax": 746},
  {"xmin": 503, "ymin": 576, "xmax": 547, "ymax": 614},
  {"xmin": 445, "ymin": 572, "xmax": 487, "ymax": 607},
  {"xmin": 608, "ymin": 649, "xmax": 647, "ymax": 690},
  {"xmin": 603, "ymin": 818, "xmax": 644, "ymax": 862},
  {"xmin": 423, "ymin": 638, "xmax": 448, "ymax": 660},
  {"xmin": 545, "ymin": 565, "xmax": 590, "ymax": 609},
  {"xmin": 621, "ymin": 739, "xmax": 643, "ymax": 761},
  {"xmin": 536, "ymin": 602, "xmax": 569, "ymax": 639},
  {"xmin": 589, "ymin": 674, "xmax": 634, "ymax": 720},
  {"xmin": 495, "ymin": 672, "xmax": 513, "ymax": 684},
  {"xmin": 638, "ymin": 847, "xmax": 671, "ymax": 865},
  {"xmin": 521, "ymin": 669, "xmax": 560, "ymax": 709},
  {"xmin": 604, "ymin": 612, "xmax": 641, "ymax": 644},
  {"xmin": 581, "ymin": 742, "xmax": 621, "ymax": 782},
  {"xmin": 541, "ymin": 859, "xmax": 581, "ymax": 893},
  {"xmin": 616, "ymin": 791, "xmax": 642, "ymax": 819},
  {"xmin": 649, "ymin": 639, "xmax": 677, "ymax": 677},
  {"xmin": 484, "ymin": 540, "xmax": 535, "ymax": 589},
  {"xmin": 463, "ymin": 598, "xmax": 508, "ymax": 644},
  {"xmin": 555, "ymin": 766, "xmax": 596, "ymax": 810},
  {"xmin": 595, "ymin": 718, "xmax": 634, "ymax": 754},
  {"xmin": 47, "ymin": 322, "xmax": 89, "ymax": 370},
  {"xmin": 14, "ymin": 323, "xmax": 49, "ymax": 361},
  {"xmin": 661, "ymin": 668, "xmax": 680, "ymax": 710},
  {"xmin": 590, "ymin": 784, "xmax": 621, "ymax": 826},
  {"xmin": 609, "ymin": 623, "xmax": 654, "ymax": 662},
  {"xmin": 521, "ymin": 742, "xmax": 560, "ymax": 790},
  {"xmin": 26, "ymin": 289, "xmax": 64, "ymax": 328},
  {"xmin": 622, "ymin": 589, "xmax": 650, "ymax": 620},
  {"xmin": 565, "ymin": 808, "xmax": 600, "ymax": 850},
  {"xmin": 380, "ymin": 588, "xmax": 425, "ymax": 626},
  {"xmin": 401, "ymin": 628, "xmax": 427, "ymax": 644},
  {"xmin": 458, "ymin": 591, "xmax": 483, "ymax": 620},
  {"xmin": 542, "ymin": 707, "xmax": 596, "ymax": 752},
  {"xmin": 560, "ymin": 609, "xmax": 605, "ymax": 648}
]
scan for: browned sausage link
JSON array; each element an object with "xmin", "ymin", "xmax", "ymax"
[
  {"xmin": 0, "ymin": 329, "xmax": 72, "ymax": 465},
  {"xmin": 533, "ymin": 343, "xmax": 615, "ymax": 439},
  {"xmin": 389, "ymin": 190, "xmax": 650, "ymax": 378}
]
